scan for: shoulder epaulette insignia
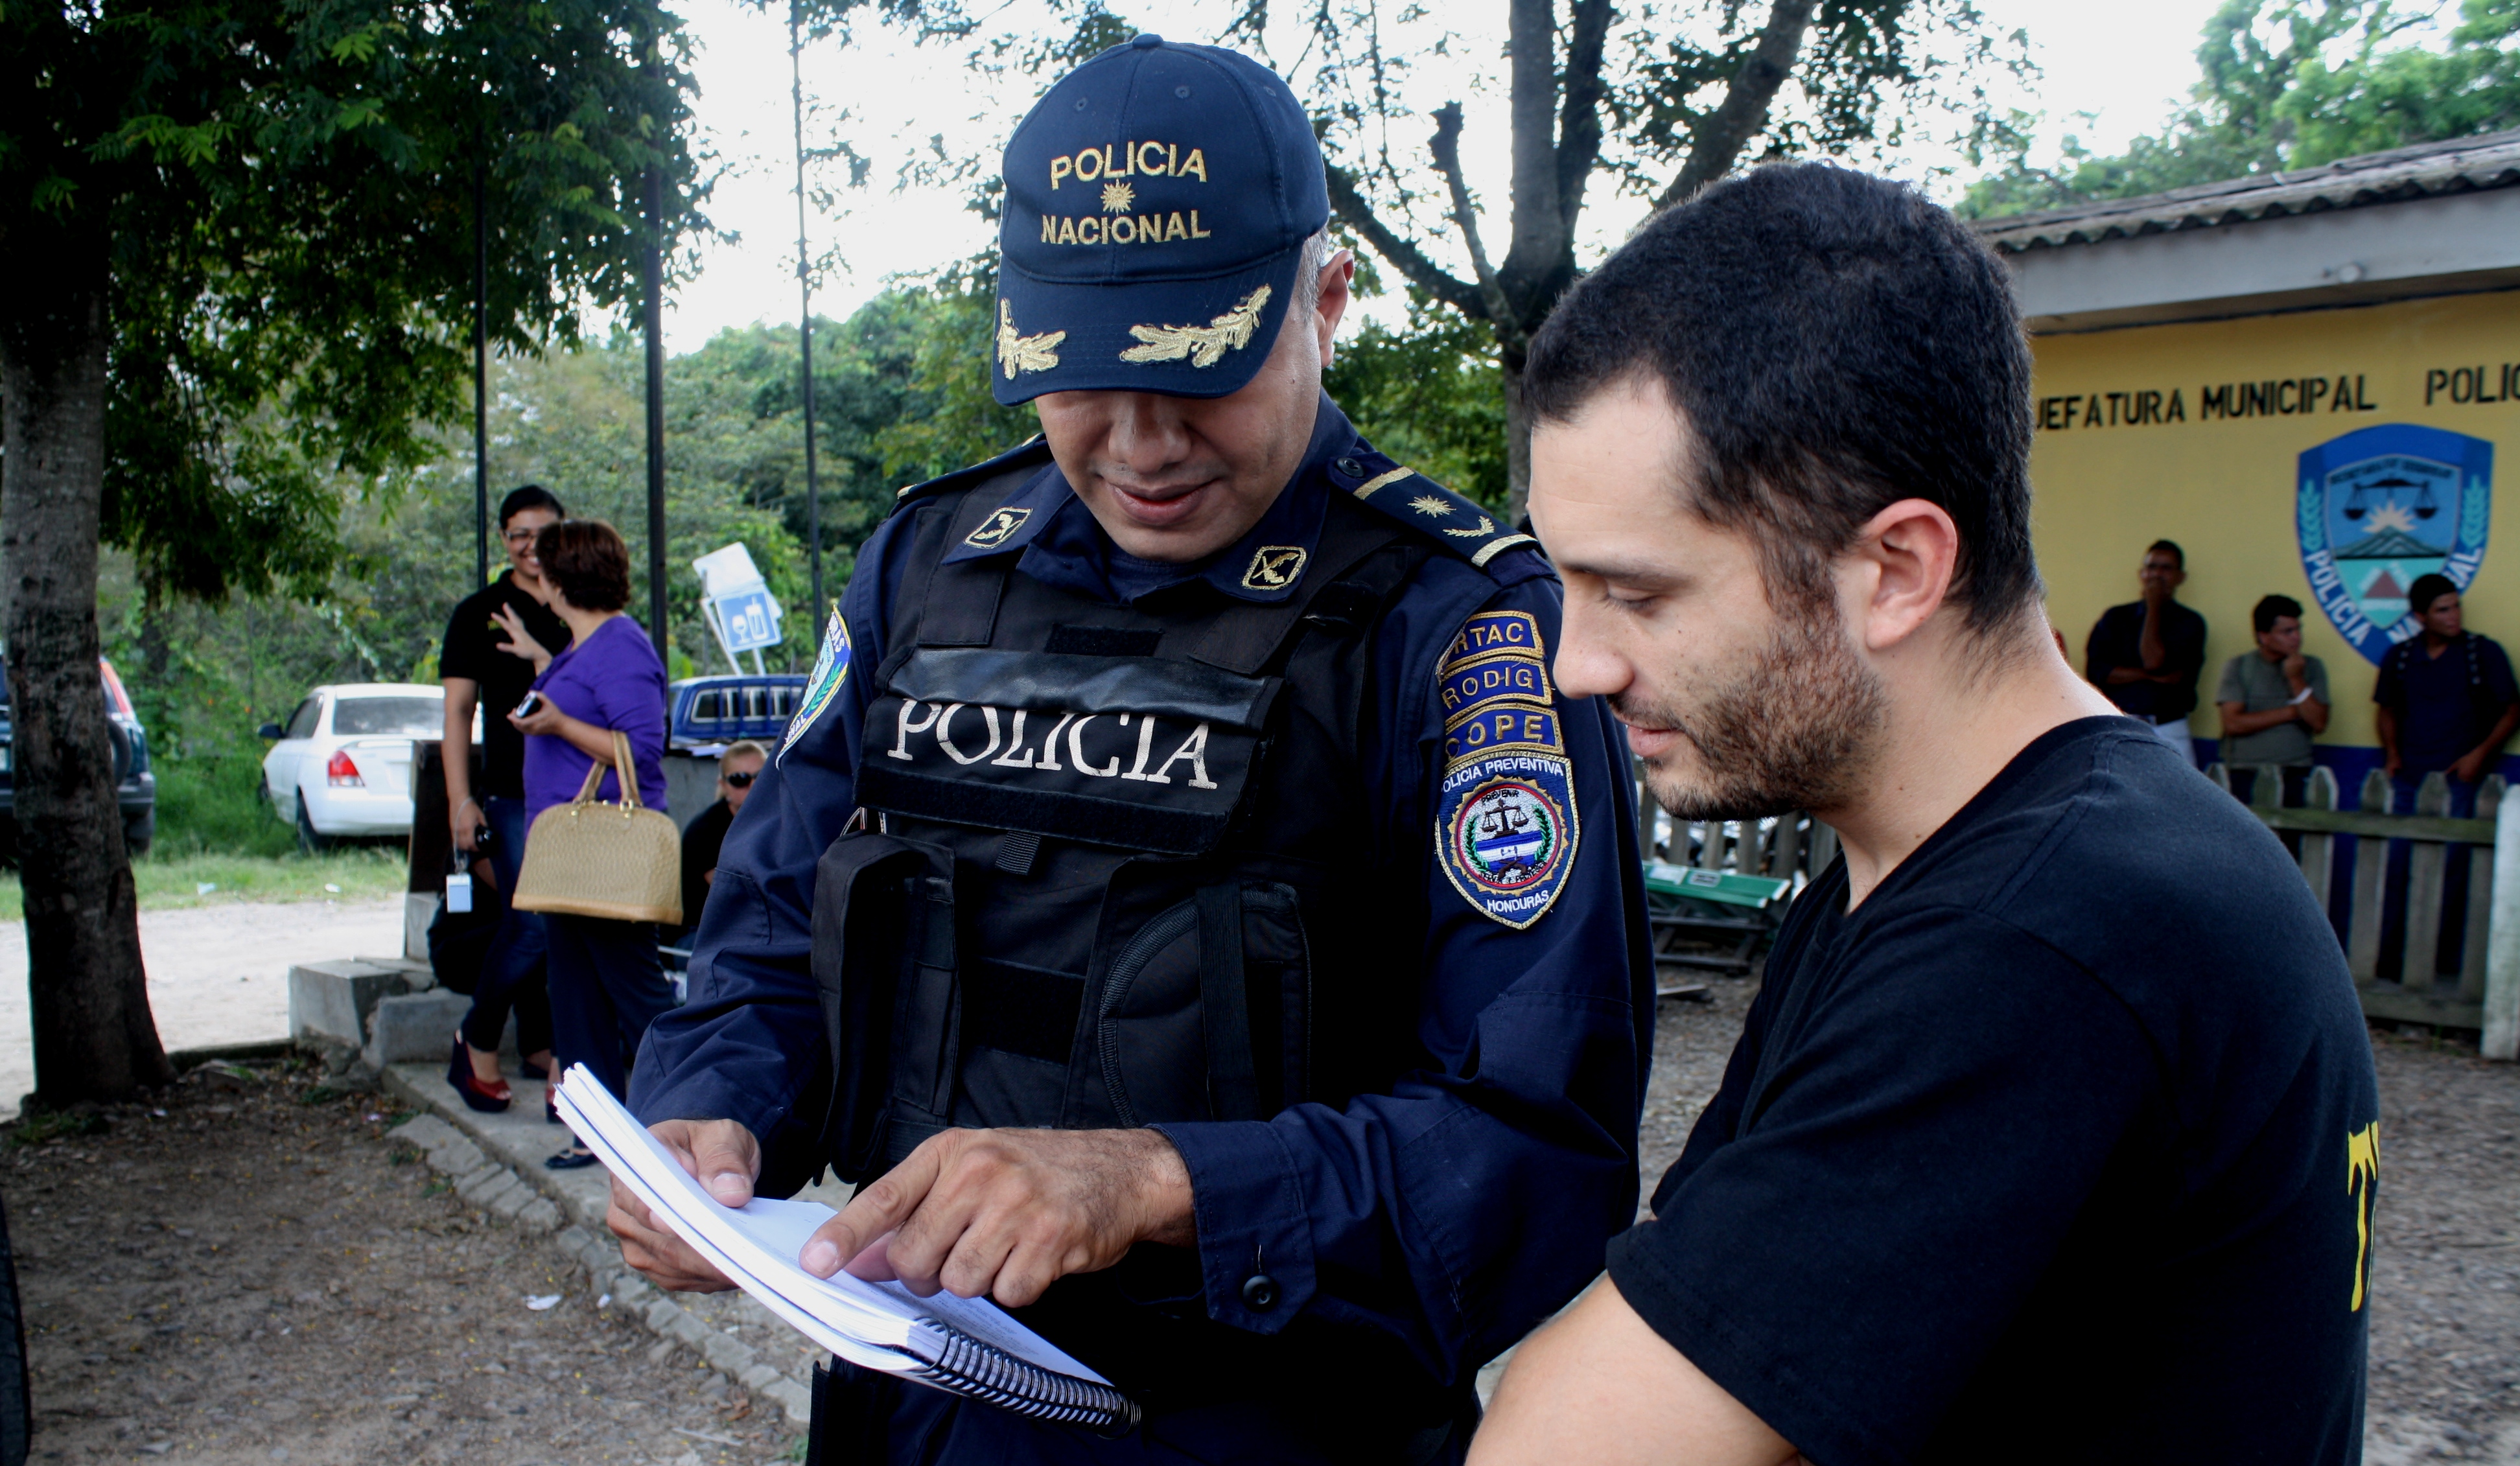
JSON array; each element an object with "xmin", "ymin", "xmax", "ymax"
[
  {"xmin": 891, "ymin": 436, "xmax": 1057, "ymax": 514},
  {"xmin": 1337, "ymin": 458, "xmax": 1539, "ymax": 570}
]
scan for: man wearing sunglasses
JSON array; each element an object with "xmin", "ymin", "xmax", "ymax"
[{"xmin": 677, "ymin": 739, "xmax": 766, "ymax": 939}]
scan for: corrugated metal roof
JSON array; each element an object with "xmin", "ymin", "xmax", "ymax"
[{"xmin": 1972, "ymin": 128, "xmax": 2520, "ymax": 255}]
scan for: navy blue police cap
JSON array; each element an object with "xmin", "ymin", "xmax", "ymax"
[{"xmin": 992, "ymin": 34, "xmax": 1331, "ymax": 405}]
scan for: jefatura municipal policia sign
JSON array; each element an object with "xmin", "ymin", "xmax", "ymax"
[{"xmin": 2298, "ymin": 423, "xmax": 2497, "ymax": 666}]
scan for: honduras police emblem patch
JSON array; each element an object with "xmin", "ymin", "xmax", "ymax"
[
  {"xmin": 780, "ymin": 603, "xmax": 852, "ymax": 763},
  {"xmin": 1434, "ymin": 610, "xmax": 1577, "ymax": 928}
]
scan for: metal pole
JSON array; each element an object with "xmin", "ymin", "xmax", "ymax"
[
  {"xmin": 472, "ymin": 143, "xmax": 489, "ymax": 588},
  {"xmin": 642, "ymin": 157, "xmax": 670, "ymax": 658},
  {"xmin": 791, "ymin": 0, "xmax": 825, "ymax": 624}
]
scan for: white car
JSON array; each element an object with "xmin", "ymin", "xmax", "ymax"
[{"xmin": 260, "ymin": 683, "xmax": 474, "ymax": 848}]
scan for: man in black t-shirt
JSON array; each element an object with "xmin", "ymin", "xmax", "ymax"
[
  {"xmin": 674, "ymin": 739, "xmax": 764, "ymax": 938},
  {"xmin": 441, "ymin": 485, "xmax": 574, "ymax": 1103},
  {"xmin": 1476, "ymin": 167, "xmax": 2376, "ymax": 1465},
  {"xmin": 2083, "ymin": 539, "xmax": 2209, "ymax": 765}
]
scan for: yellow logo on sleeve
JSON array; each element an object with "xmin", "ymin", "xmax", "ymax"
[{"xmin": 2348, "ymin": 1120, "xmax": 2381, "ymax": 1311}]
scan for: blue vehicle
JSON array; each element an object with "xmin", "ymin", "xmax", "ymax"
[{"xmin": 668, "ymin": 675, "xmax": 806, "ymax": 752}]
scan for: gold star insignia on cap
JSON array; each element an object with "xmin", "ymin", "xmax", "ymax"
[
  {"xmin": 996, "ymin": 301, "xmax": 1065, "ymax": 379},
  {"xmin": 1100, "ymin": 181, "xmax": 1134, "ymax": 213},
  {"xmin": 1121, "ymin": 286, "xmax": 1271, "ymax": 367},
  {"xmin": 1408, "ymin": 494, "xmax": 1452, "ymax": 518}
]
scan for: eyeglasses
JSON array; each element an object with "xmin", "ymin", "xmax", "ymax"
[
  {"xmin": 503, "ymin": 528, "xmax": 540, "ymax": 544},
  {"xmin": 723, "ymin": 770, "xmax": 758, "ymax": 787}
]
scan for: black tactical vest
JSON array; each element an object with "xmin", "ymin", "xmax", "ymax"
[{"xmin": 805, "ymin": 449, "xmax": 1516, "ymax": 1440}]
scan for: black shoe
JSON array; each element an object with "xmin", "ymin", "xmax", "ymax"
[
  {"xmin": 446, "ymin": 1033, "xmax": 512, "ymax": 1113},
  {"xmin": 546, "ymin": 1145, "xmax": 598, "ymax": 1170}
]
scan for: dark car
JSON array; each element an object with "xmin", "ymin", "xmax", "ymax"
[
  {"xmin": 0, "ymin": 657, "xmax": 157, "ymax": 860},
  {"xmin": 668, "ymin": 675, "xmax": 806, "ymax": 751}
]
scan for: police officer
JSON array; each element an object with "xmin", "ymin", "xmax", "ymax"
[{"xmin": 611, "ymin": 36, "xmax": 1651, "ymax": 1465}]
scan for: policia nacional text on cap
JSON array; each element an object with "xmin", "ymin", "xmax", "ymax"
[{"xmin": 607, "ymin": 34, "xmax": 1653, "ymax": 1466}]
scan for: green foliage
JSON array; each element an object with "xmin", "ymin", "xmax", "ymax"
[
  {"xmin": 1, "ymin": 0, "xmax": 711, "ymax": 605},
  {"xmin": 1959, "ymin": 0, "xmax": 2520, "ymax": 217},
  {"xmin": 1324, "ymin": 302, "xmax": 1511, "ymax": 513},
  {"xmin": 873, "ymin": 268, "xmax": 1043, "ymax": 483}
]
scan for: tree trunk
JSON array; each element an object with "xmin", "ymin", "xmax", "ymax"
[
  {"xmin": 1502, "ymin": 356, "xmax": 1534, "ymax": 527},
  {"xmin": 0, "ymin": 273, "xmax": 168, "ymax": 1108}
]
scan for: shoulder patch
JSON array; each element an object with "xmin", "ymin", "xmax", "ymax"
[
  {"xmin": 1344, "ymin": 461, "xmax": 1539, "ymax": 570},
  {"xmin": 779, "ymin": 603, "xmax": 852, "ymax": 763},
  {"xmin": 1434, "ymin": 608, "xmax": 1576, "ymax": 928}
]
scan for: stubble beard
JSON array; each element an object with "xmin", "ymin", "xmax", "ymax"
[{"xmin": 1621, "ymin": 603, "xmax": 1887, "ymax": 824}]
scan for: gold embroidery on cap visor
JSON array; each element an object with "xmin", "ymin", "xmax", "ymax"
[
  {"xmin": 1242, "ymin": 545, "xmax": 1307, "ymax": 591},
  {"xmin": 964, "ymin": 506, "xmax": 1032, "ymax": 549},
  {"xmin": 997, "ymin": 301, "xmax": 1065, "ymax": 380},
  {"xmin": 1120, "ymin": 286, "xmax": 1272, "ymax": 368}
]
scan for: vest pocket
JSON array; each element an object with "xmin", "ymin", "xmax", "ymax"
[
  {"xmin": 808, "ymin": 829, "xmax": 958, "ymax": 1182},
  {"xmin": 1095, "ymin": 882, "xmax": 1308, "ymax": 1128}
]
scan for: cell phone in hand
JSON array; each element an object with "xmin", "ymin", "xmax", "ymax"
[{"xmin": 513, "ymin": 692, "xmax": 544, "ymax": 719}]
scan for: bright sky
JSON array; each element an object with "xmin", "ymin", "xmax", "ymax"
[{"xmin": 659, "ymin": 0, "xmax": 2234, "ymax": 352}]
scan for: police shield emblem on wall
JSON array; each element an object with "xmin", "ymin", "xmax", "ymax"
[{"xmin": 2299, "ymin": 423, "xmax": 2495, "ymax": 665}]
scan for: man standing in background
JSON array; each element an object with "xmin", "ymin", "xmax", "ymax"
[
  {"xmin": 2377, "ymin": 574, "xmax": 2520, "ymax": 794},
  {"xmin": 2086, "ymin": 540, "xmax": 2208, "ymax": 763},
  {"xmin": 2213, "ymin": 593, "xmax": 2329, "ymax": 802},
  {"xmin": 440, "ymin": 485, "xmax": 573, "ymax": 1110}
]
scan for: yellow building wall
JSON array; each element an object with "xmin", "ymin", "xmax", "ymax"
[{"xmin": 2030, "ymin": 290, "xmax": 2520, "ymax": 749}]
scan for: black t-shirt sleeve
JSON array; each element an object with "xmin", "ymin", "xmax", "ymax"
[
  {"xmin": 439, "ymin": 589, "xmax": 496, "ymax": 684},
  {"xmin": 2170, "ymin": 606, "xmax": 2208, "ymax": 678},
  {"xmin": 1609, "ymin": 909, "xmax": 2157, "ymax": 1466},
  {"xmin": 2483, "ymin": 638, "xmax": 2520, "ymax": 712}
]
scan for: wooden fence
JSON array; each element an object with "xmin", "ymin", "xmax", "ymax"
[
  {"xmin": 2211, "ymin": 762, "xmax": 2520, "ymax": 1056},
  {"xmin": 1631, "ymin": 767, "xmax": 1836, "ymax": 889}
]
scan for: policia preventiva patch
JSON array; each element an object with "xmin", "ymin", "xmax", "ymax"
[{"xmin": 1435, "ymin": 609, "xmax": 1578, "ymax": 929}]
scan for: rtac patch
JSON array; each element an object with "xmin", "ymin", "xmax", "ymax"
[
  {"xmin": 779, "ymin": 603, "xmax": 852, "ymax": 764},
  {"xmin": 1434, "ymin": 610, "xmax": 1577, "ymax": 929}
]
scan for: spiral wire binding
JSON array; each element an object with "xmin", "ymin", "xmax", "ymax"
[{"xmin": 904, "ymin": 1319, "xmax": 1140, "ymax": 1436}]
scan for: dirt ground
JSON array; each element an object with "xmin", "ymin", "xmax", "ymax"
[
  {"xmin": 1, "ymin": 968, "xmax": 2512, "ymax": 1461},
  {"xmin": 2, "ymin": 1062, "xmax": 803, "ymax": 1465}
]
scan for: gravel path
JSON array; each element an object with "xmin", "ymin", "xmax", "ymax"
[
  {"xmin": 4, "ymin": 1063, "xmax": 800, "ymax": 1465},
  {"xmin": 0, "ymin": 897, "xmax": 404, "ymax": 1119}
]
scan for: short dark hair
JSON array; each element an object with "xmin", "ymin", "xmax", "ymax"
[
  {"xmin": 2407, "ymin": 573, "xmax": 2458, "ymax": 616},
  {"xmin": 1522, "ymin": 163, "xmax": 2038, "ymax": 629},
  {"xmin": 2146, "ymin": 539, "xmax": 2184, "ymax": 570},
  {"xmin": 500, "ymin": 484, "xmax": 567, "ymax": 527},
  {"xmin": 535, "ymin": 520, "xmax": 633, "ymax": 613},
  {"xmin": 2253, "ymin": 594, "xmax": 2303, "ymax": 634}
]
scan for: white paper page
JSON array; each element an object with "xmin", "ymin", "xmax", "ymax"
[
  {"xmin": 730, "ymin": 1199, "xmax": 1104, "ymax": 1380},
  {"xmin": 557, "ymin": 1066, "xmax": 1110, "ymax": 1385},
  {"xmin": 554, "ymin": 1080, "xmax": 921, "ymax": 1373}
]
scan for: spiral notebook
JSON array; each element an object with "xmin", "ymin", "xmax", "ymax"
[{"xmin": 552, "ymin": 1065, "xmax": 1138, "ymax": 1434}]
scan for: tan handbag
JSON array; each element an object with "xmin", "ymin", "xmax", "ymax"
[{"xmin": 512, "ymin": 729, "xmax": 682, "ymax": 925}]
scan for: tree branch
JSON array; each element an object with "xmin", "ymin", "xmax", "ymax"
[
  {"xmin": 1322, "ymin": 161, "xmax": 1486, "ymax": 320},
  {"xmin": 1556, "ymin": 0, "xmax": 1613, "ymax": 237},
  {"xmin": 1430, "ymin": 102, "xmax": 1524, "ymax": 353},
  {"xmin": 1653, "ymin": 0, "xmax": 1817, "ymax": 212}
]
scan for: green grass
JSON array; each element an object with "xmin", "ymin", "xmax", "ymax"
[
  {"xmin": 0, "ymin": 846, "xmax": 408, "ymax": 923},
  {"xmin": 0, "ymin": 752, "xmax": 411, "ymax": 922}
]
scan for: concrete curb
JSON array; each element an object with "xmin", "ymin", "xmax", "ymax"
[{"xmin": 379, "ymin": 1069, "xmax": 818, "ymax": 1427}]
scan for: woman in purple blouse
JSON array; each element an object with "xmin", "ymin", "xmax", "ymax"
[{"xmin": 508, "ymin": 519, "xmax": 675, "ymax": 1169}]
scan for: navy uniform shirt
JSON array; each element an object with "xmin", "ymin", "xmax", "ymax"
[
  {"xmin": 633, "ymin": 396, "xmax": 1653, "ymax": 1395},
  {"xmin": 2374, "ymin": 630, "xmax": 2520, "ymax": 776}
]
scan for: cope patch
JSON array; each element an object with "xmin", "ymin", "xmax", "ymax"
[
  {"xmin": 1434, "ymin": 610, "xmax": 1576, "ymax": 929},
  {"xmin": 779, "ymin": 603, "xmax": 852, "ymax": 764}
]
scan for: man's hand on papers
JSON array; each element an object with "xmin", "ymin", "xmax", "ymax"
[
  {"xmin": 801, "ymin": 1128, "xmax": 1195, "ymax": 1309},
  {"xmin": 610, "ymin": 1118, "xmax": 760, "ymax": 1292}
]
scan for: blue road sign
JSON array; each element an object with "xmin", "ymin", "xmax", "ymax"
[{"xmin": 713, "ymin": 586, "xmax": 782, "ymax": 653}]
